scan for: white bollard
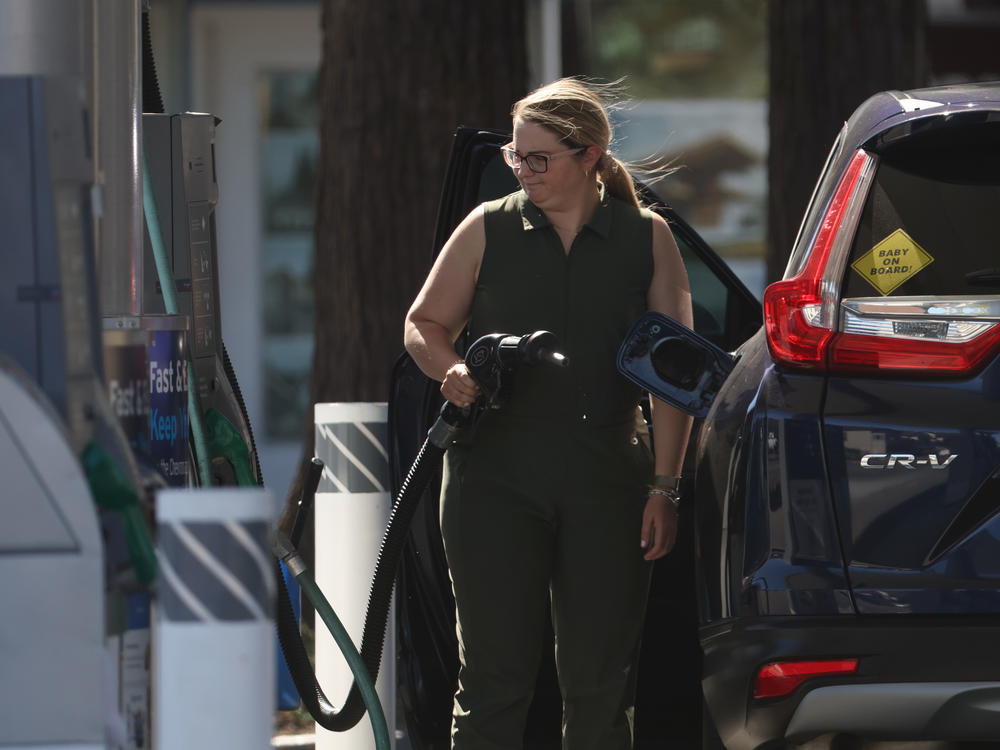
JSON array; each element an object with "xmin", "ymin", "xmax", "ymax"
[
  {"xmin": 314, "ymin": 402, "xmax": 396, "ymax": 750},
  {"xmin": 153, "ymin": 487, "xmax": 276, "ymax": 750}
]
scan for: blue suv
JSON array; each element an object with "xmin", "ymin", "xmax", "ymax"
[
  {"xmin": 390, "ymin": 82, "xmax": 1000, "ymax": 750},
  {"xmin": 622, "ymin": 81, "xmax": 1000, "ymax": 749}
]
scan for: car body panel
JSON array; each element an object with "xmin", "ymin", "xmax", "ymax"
[
  {"xmin": 689, "ymin": 332, "xmax": 853, "ymax": 624},
  {"xmin": 824, "ymin": 364, "xmax": 1000, "ymax": 614}
]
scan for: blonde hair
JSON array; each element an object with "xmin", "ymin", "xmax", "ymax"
[{"xmin": 512, "ymin": 77, "xmax": 639, "ymax": 207}]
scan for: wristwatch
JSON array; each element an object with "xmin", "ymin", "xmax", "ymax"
[{"xmin": 652, "ymin": 474, "xmax": 681, "ymax": 491}]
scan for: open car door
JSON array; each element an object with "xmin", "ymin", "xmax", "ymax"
[{"xmin": 388, "ymin": 126, "xmax": 761, "ymax": 749}]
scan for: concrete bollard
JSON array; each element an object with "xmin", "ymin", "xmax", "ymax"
[
  {"xmin": 314, "ymin": 402, "xmax": 396, "ymax": 750},
  {"xmin": 153, "ymin": 486, "xmax": 276, "ymax": 750}
]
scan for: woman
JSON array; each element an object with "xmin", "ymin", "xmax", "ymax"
[{"xmin": 404, "ymin": 77, "xmax": 694, "ymax": 750}]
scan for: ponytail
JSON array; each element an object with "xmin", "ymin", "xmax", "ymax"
[{"xmin": 598, "ymin": 154, "xmax": 639, "ymax": 208}]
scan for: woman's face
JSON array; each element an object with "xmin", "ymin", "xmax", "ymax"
[{"xmin": 510, "ymin": 118, "xmax": 590, "ymax": 208}]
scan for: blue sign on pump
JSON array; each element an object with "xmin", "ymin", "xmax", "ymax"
[{"xmin": 148, "ymin": 328, "xmax": 190, "ymax": 486}]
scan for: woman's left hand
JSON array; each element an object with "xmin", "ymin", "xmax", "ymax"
[{"xmin": 640, "ymin": 494, "xmax": 678, "ymax": 560}]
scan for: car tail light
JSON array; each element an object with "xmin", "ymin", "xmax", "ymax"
[
  {"xmin": 753, "ymin": 659, "xmax": 859, "ymax": 700},
  {"xmin": 764, "ymin": 149, "xmax": 1000, "ymax": 376},
  {"xmin": 831, "ymin": 298, "xmax": 1000, "ymax": 374},
  {"xmin": 764, "ymin": 150, "xmax": 874, "ymax": 370}
]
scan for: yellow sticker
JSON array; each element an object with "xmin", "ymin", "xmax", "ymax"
[{"xmin": 850, "ymin": 229, "xmax": 934, "ymax": 296}]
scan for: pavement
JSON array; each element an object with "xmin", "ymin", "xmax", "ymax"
[{"xmin": 272, "ymin": 733, "xmax": 316, "ymax": 748}]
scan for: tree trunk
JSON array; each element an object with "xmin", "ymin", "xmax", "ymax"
[
  {"xmin": 767, "ymin": 0, "xmax": 927, "ymax": 283},
  {"xmin": 282, "ymin": 1, "xmax": 527, "ymax": 522}
]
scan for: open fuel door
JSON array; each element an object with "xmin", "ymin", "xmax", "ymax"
[
  {"xmin": 389, "ymin": 126, "xmax": 762, "ymax": 750},
  {"xmin": 618, "ymin": 311, "xmax": 736, "ymax": 419}
]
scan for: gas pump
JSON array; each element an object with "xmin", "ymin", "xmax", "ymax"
[
  {"xmin": 0, "ymin": 4, "xmax": 569, "ymax": 750},
  {"xmin": 0, "ymin": 3, "xmax": 386, "ymax": 748},
  {"xmin": 0, "ymin": 5, "xmax": 153, "ymax": 747},
  {"xmin": 140, "ymin": 110, "xmax": 261, "ymax": 489}
]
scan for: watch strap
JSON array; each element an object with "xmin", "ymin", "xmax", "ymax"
[{"xmin": 652, "ymin": 474, "xmax": 681, "ymax": 491}]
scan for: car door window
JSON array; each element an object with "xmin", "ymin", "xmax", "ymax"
[{"xmin": 665, "ymin": 213, "xmax": 761, "ymax": 351}]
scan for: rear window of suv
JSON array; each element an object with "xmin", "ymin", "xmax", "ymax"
[{"xmin": 842, "ymin": 121, "xmax": 1000, "ymax": 300}]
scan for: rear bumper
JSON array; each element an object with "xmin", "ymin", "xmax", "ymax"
[
  {"xmin": 786, "ymin": 682, "xmax": 1000, "ymax": 743},
  {"xmin": 700, "ymin": 615, "xmax": 1000, "ymax": 750}
]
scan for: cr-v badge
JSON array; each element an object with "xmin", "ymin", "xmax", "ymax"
[{"xmin": 860, "ymin": 453, "xmax": 957, "ymax": 469}]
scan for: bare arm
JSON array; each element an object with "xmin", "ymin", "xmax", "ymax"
[
  {"xmin": 641, "ymin": 213, "xmax": 695, "ymax": 560},
  {"xmin": 647, "ymin": 213, "xmax": 694, "ymax": 479},
  {"xmin": 404, "ymin": 206, "xmax": 486, "ymax": 406}
]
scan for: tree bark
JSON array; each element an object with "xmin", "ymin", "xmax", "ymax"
[
  {"xmin": 282, "ymin": 1, "xmax": 527, "ymax": 521},
  {"xmin": 767, "ymin": 0, "xmax": 927, "ymax": 283}
]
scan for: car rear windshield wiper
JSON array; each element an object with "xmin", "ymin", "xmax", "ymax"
[{"xmin": 965, "ymin": 268, "xmax": 1000, "ymax": 285}]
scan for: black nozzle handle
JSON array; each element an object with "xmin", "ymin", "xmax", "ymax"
[{"xmin": 290, "ymin": 457, "xmax": 324, "ymax": 548}]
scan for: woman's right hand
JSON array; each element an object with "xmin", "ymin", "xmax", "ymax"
[{"xmin": 441, "ymin": 362, "xmax": 480, "ymax": 408}]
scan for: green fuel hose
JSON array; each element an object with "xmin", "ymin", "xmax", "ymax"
[
  {"xmin": 141, "ymin": 145, "xmax": 213, "ymax": 488},
  {"xmin": 274, "ymin": 533, "xmax": 390, "ymax": 750}
]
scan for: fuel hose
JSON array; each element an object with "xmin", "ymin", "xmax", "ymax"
[
  {"xmin": 274, "ymin": 438, "xmax": 443, "ymax": 732},
  {"xmin": 142, "ymin": 145, "xmax": 213, "ymax": 488},
  {"xmin": 274, "ymin": 534, "xmax": 390, "ymax": 750},
  {"xmin": 273, "ymin": 334, "xmax": 563, "ymax": 734}
]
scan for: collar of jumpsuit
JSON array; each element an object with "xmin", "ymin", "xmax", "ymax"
[{"xmin": 518, "ymin": 183, "xmax": 614, "ymax": 240}]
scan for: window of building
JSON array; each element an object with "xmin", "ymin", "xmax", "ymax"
[
  {"xmin": 259, "ymin": 70, "xmax": 318, "ymax": 439},
  {"xmin": 576, "ymin": 0, "xmax": 768, "ymax": 296}
]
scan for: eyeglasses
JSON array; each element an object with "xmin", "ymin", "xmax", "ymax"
[{"xmin": 500, "ymin": 143, "xmax": 586, "ymax": 173}]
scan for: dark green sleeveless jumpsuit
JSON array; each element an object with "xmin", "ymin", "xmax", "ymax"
[{"xmin": 441, "ymin": 189, "xmax": 656, "ymax": 750}]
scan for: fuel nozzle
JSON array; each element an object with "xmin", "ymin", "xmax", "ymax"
[
  {"xmin": 511, "ymin": 330, "xmax": 569, "ymax": 370},
  {"xmin": 428, "ymin": 330, "xmax": 568, "ymax": 449},
  {"xmin": 467, "ymin": 330, "xmax": 569, "ymax": 408}
]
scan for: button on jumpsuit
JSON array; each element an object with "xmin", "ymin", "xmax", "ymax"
[{"xmin": 441, "ymin": 189, "xmax": 657, "ymax": 749}]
